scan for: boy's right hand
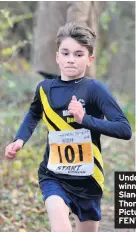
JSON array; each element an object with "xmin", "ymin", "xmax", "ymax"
[{"xmin": 5, "ymin": 139, "xmax": 24, "ymax": 159}]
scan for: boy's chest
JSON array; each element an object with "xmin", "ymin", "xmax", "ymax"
[
  {"xmin": 49, "ymin": 86, "xmax": 89, "ymax": 118},
  {"xmin": 40, "ymin": 82, "xmax": 103, "ymax": 128},
  {"xmin": 49, "ymin": 85, "xmax": 89, "ymax": 109},
  {"xmin": 47, "ymin": 86, "xmax": 102, "ymax": 123}
]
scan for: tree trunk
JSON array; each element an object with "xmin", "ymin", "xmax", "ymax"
[{"xmin": 32, "ymin": 1, "xmax": 106, "ymax": 78}]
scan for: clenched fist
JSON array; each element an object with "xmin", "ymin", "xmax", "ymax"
[
  {"xmin": 5, "ymin": 139, "xmax": 24, "ymax": 159},
  {"xmin": 68, "ymin": 95, "xmax": 85, "ymax": 124}
]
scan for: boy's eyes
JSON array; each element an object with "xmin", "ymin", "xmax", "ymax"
[
  {"xmin": 62, "ymin": 53, "xmax": 83, "ymax": 57},
  {"xmin": 77, "ymin": 54, "xmax": 83, "ymax": 57},
  {"xmin": 62, "ymin": 53, "xmax": 68, "ymax": 56}
]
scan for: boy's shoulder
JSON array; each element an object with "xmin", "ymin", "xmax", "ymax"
[
  {"xmin": 85, "ymin": 77, "xmax": 113, "ymax": 100},
  {"xmin": 84, "ymin": 77, "xmax": 111, "ymax": 97},
  {"xmin": 84, "ymin": 77, "xmax": 105, "ymax": 88},
  {"xmin": 36, "ymin": 78, "xmax": 55, "ymax": 90}
]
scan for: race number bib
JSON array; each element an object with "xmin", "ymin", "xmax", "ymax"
[{"xmin": 47, "ymin": 129, "xmax": 94, "ymax": 176}]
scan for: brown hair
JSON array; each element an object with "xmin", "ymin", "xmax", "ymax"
[{"xmin": 56, "ymin": 22, "xmax": 96, "ymax": 56}]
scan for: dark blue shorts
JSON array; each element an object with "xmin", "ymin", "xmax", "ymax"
[{"xmin": 39, "ymin": 179, "xmax": 101, "ymax": 222}]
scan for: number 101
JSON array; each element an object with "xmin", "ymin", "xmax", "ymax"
[{"xmin": 58, "ymin": 144, "xmax": 83, "ymax": 163}]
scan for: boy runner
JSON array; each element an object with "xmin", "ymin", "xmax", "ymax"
[{"xmin": 5, "ymin": 22, "xmax": 132, "ymax": 232}]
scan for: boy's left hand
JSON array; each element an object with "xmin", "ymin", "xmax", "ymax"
[{"xmin": 68, "ymin": 95, "xmax": 84, "ymax": 124}]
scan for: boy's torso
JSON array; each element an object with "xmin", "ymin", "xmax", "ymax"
[
  {"xmin": 38, "ymin": 76, "xmax": 104, "ymax": 199},
  {"xmin": 39, "ymin": 76, "xmax": 103, "ymax": 144}
]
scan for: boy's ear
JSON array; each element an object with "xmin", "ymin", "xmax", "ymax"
[
  {"xmin": 88, "ymin": 56, "xmax": 94, "ymax": 66},
  {"xmin": 56, "ymin": 52, "xmax": 59, "ymax": 64}
]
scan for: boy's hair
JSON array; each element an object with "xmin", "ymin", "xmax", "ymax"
[{"xmin": 56, "ymin": 22, "xmax": 96, "ymax": 56}]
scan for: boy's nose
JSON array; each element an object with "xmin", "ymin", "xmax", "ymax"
[
  {"xmin": 67, "ymin": 60, "xmax": 74, "ymax": 64},
  {"xmin": 67, "ymin": 55, "xmax": 75, "ymax": 63}
]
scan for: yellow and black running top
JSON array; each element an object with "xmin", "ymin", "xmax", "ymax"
[{"xmin": 14, "ymin": 76, "xmax": 132, "ymax": 199}]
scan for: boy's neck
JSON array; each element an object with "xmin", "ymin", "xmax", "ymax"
[{"xmin": 61, "ymin": 73, "xmax": 85, "ymax": 82}]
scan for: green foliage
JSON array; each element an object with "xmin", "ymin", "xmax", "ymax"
[
  {"xmin": 97, "ymin": 40, "xmax": 120, "ymax": 78},
  {"xmin": 100, "ymin": 12, "xmax": 111, "ymax": 31},
  {"xmin": 100, "ymin": 2, "xmax": 117, "ymax": 31},
  {"xmin": 112, "ymin": 92, "xmax": 135, "ymax": 131},
  {"xmin": 97, "ymin": 51, "xmax": 110, "ymax": 77},
  {"xmin": 97, "ymin": 2, "xmax": 120, "ymax": 78},
  {"xmin": 0, "ymin": 8, "xmax": 33, "ymax": 73},
  {"xmin": 0, "ymin": 71, "xmax": 41, "ymax": 107},
  {"xmin": 0, "ymin": 8, "xmax": 32, "ymax": 37},
  {"xmin": 123, "ymin": 103, "xmax": 135, "ymax": 131},
  {"xmin": 1, "ymin": 41, "xmax": 29, "ymax": 57},
  {"xmin": 110, "ymin": 41, "xmax": 119, "ymax": 54}
]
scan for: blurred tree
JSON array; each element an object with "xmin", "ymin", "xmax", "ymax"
[
  {"xmin": 32, "ymin": 1, "xmax": 106, "ymax": 79},
  {"xmin": 97, "ymin": 2, "xmax": 135, "ymax": 101}
]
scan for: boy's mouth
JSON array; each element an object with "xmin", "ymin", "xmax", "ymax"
[{"xmin": 65, "ymin": 66, "xmax": 77, "ymax": 69}]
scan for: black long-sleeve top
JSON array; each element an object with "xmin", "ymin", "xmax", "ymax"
[{"xmin": 14, "ymin": 76, "xmax": 132, "ymax": 199}]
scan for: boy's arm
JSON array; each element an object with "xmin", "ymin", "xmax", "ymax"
[
  {"xmin": 14, "ymin": 83, "xmax": 43, "ymax": 144},
  {"xmin": 82, "ymin": 80, "xmax": 132, "ymax": 140}
]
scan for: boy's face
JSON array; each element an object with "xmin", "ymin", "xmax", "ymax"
[{"xmin": 56, "ymin": 37, "xmax": 94, "ymax": 79}]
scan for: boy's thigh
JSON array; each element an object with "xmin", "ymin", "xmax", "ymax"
[
  {"xmin": 74, "ymin": 214, "xmax": 99, "ymax": 232},
  {"xmin": 45, "ymin": 195, "xmax": 71, "ymax": 229}
]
